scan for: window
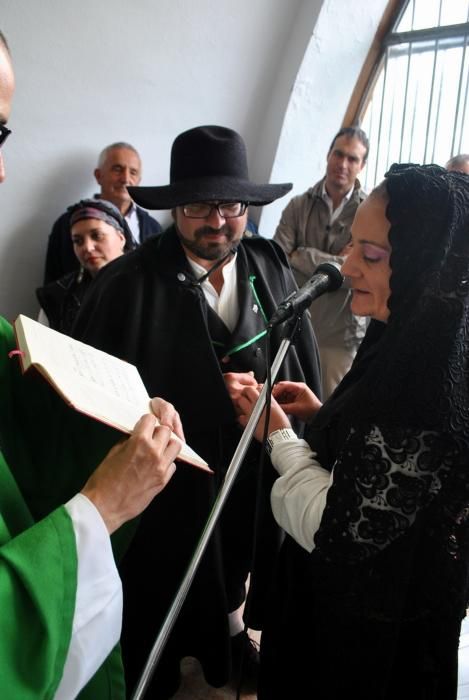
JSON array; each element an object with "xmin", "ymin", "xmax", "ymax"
[{"xmin": 357, "ymin": 0, "xmax": 469, "ymax": 190}]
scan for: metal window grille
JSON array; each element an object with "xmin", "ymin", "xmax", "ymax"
[{"xmin": 359, "ymin": 0, "xmax": 469, "ymax": 190}]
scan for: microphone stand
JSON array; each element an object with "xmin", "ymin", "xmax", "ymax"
[{"xmin": 131, "ymin": 315, "xmax": 302, "ymax": 700}]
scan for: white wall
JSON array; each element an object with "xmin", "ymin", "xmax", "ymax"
[
  {"xmin": 259, "ymin": 0, "xmax": 389, "ymax": 237},
  {"xmin": 1, "ymin": 0, "xmax": 384, "ymax": 320}
]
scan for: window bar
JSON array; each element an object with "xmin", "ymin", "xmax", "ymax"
[
  {"xmin": 398, "ymin": 42, "xmax": 412, "ymax": 162},
  {"xmin": 373, "ymin": 52, "xmax": 389, "ymax": 186},
  {"xmin": 385, "ymin": 88, "xmax": 397, "ymax": 173},
  {"xmin": 431, "ymin": 0, "xmax": 444, "ymax": 163},
  {"xmin": 363, "ymin": 100, "xmax": 375, "ymax": 191},
  {"xmin": 450, "ymin": 34, "xmax": 468, "ymax": 157},
  {"xmin": 437, "ymin": 0, "xmax": 443, "ymax": 29},
  {"xmin": 457, "ymin": 53, "xmax": 469, "ymax": 153},
  {"xmin": 407, "ymin": 83, "xmax": 418, "ymax": 162},
  {"xmin": 423, "ymin": 40, "xmax": 439, "ymax": 163},
  {"xmin": 430, "ymin": 57, "xmax": 444, "ymax": 164}
]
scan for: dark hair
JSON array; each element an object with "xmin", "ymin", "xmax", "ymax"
[{"xmin": 328, "ymin": 126, "xmax": 369, "ymax": 163}]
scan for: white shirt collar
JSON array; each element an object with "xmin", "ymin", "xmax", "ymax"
[
  {"xmin": 321, "ymin": 180, "xmax": 354, "ymax": 223},
  {"xmin": 186, "ymin": 253, "xmax": 239, "ymax": 332},
  {"xmin": 124, "ymin": 203, "xmax": 140, "ymax": 244}
]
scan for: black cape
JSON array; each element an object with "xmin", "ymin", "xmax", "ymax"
[
  {"xmin": 36, "ymin": 269, "xmax": 93, "ymax": 334},
  {"xmin": 72, "ymin": 227, "xmax": 322, "ymax": 698}
]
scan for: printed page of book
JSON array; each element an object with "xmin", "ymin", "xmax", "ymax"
[{"xmin": 14, "ymin": 315, "xmax": 210, "ymax": 471}]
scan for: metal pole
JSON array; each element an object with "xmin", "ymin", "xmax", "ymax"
[{"xmin": 131, "ymin": 333, "xmax": 295, "ymax": 699}]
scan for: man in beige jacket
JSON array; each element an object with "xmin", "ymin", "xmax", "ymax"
[{"xmin": 274, "ymin": 126, "xmax": 369, "ymax": 398}]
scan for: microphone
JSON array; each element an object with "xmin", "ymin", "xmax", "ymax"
[{"xmin": 268, "ymin": 261, "xmax": 344, "ymax": 327}]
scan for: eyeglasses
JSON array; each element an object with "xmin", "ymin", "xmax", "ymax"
[
  {"xmin": 182, "ymin": 202, "xmax": 248, "ymax": 219},
  {"xmin": 0, "ymin": 124, "xmax": 11, "ymax": 148}
]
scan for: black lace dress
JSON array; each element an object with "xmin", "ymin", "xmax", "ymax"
[{"xmin": 258, "ymin": 165, "xmax": 469, "ymax": 700}]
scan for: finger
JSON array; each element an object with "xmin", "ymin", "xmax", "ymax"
[
  {"xmin": 245, "ymin": 371, "xmax": 258, "ymax": 386},
  {"xmin": 151, "ymin": 423, "xmax": 174, "ymax": 451},
  {"xmin": 150, "ymin": 396, "xmax": 177, "ymax": 418},
  {"xmin": 275, "ymin": 391, "xmax": 295, "ymax": 404},
  {"xmin": 241, "ymin": 386, "xmax": 260, "ymax": 401},
  {"xmin": 150, "ymin": 396, "xmax": 164, "ymax": 416},
  {"xmin": 225, "ymin": 371, "xmax": 257, "ymax": 387},
  {"xmin": 165, "ymin": 436, "xmax": 183, "ymax": 462},
  {"xmin": 238, "ymin": 415, "xmax": 248, "ymax": 428},
  {"xmin": 151, "ymin": 461, "xmax": 177, "ymax": 498},
  {"xmin": 272, "ymin": 383, "xmax": 291, "ymax": 399},
  {"xmin": 272, "ymin": 385, "xmax": 286, "ymax": 400},
  {"xmin": 237, "ymin": 394, "xmax": 256, "ymax": 415},
  {"xmin": 150, "ymin": 396, "xmax": 174, "ymax": 423},
  {"xmin": 132, "ymin": 413, "xmax": 159, "ymax": 439},
  {"xmin": 153, "ymin": 398, "xmax": 186, "ymax": 441},
  {"xmin": 153, "ymin": 400, "xmax": 185, "ymax": 441},
  {"xmin": 169, "ymin": 411, "xmax": 185, "ymax": 442}
]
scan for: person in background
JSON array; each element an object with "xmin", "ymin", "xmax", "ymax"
[
  {"xmin": 0, "ymin": 29, "xmax": 182, "ymax": 699},
  {"xmin": 245, "ymin": 217, "xmax": 260, "ymax": 237},
  {"xmin": 71, "ymin": 124, "xmax": 322, "ymax": 698},
  {"xmin": 43, "ymin": 142, "xmax": 163, "ymax": 284},
  {"xmin": 232, "ymin": 163, "xmax": 469, "ymax": 700},
  {"xmin": 37, "ymin": 198, "xmax": 135, "ymax": 333},
  {"xmin": 446, "ymin": 153, "xmax": 469, "ymax": 174},
  {"xmin": 274, "ymin": 126, "xmax": 369, "ymax": 399}
]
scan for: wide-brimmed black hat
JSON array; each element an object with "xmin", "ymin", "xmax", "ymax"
[{"xmin": 128, "ymin": 125, "xmax": 292, "ymax": 209}]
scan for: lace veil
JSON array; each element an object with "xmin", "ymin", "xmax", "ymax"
[{"xmin": 305, "ymin": 164, "xmax": 469, "ymax": 615}]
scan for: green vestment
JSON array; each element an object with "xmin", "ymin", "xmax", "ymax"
[
  {"xmin": 0, "ymin": 316, "xmax": 136, "ymax": 698},
  {"xmin": 0, "ymin": 450, "xmax": 75, "ymax": 698}
]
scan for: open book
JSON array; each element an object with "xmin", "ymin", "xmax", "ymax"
[{"xmin": 13, "ymin": 315, "xmax": 211, "ymax": 473}]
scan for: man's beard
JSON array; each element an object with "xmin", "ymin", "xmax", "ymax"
[{"xmin": 176, "ymin": 224, "xmax": 240, "ymax": 261}]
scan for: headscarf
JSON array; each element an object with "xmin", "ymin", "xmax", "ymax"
[
  {"xmin": 306, "ymin": 165, "xmax": 469, "ymax": 611},
  {"xmin": 68, "ymin": 198, "xmax": 135, "ymax": 251}
]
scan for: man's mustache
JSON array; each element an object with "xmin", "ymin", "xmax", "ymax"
[{"xmin": 194, "ymin": 225, "xmax": 231, "ymax": 238}]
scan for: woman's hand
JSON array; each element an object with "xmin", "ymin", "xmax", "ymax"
[{"xmin": 272, "ymin": 381, "xmax": 322, "ymax": 422}]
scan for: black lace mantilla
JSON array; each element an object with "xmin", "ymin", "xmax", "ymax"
[{"xmin": 306, "ymin": 164, "xmax": 469, "ymax": 616}]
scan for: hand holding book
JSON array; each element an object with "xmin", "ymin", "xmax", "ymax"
[{"xmin": 13, "ymin": 315, "xmax": 211, "ymax": 473}]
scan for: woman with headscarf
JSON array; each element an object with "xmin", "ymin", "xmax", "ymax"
[
  {"xmin": 230, "ymin": 164, "xmax": 469, "ymax": 699},
  {"xmin": 36, "ymin": 198, "xmax": 135, "ymax": 334}
]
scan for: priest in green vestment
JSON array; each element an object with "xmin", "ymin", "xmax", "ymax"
[{"xmin": 0, "ymin": 29, "xmax": 182, "ymax": 699}]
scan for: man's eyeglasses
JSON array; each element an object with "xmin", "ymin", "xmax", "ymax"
[
  {"xmin": 182, "ymin": 202, "xmax": 248, "ymax": 219},
  {"xmin": 0, "ymin": 124, "xmax": 11, "ymax": 148}
]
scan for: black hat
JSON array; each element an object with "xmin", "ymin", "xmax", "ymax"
[{"xmin": 128, "ymin": 125, "xmax": 292, "ymax": 210}]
